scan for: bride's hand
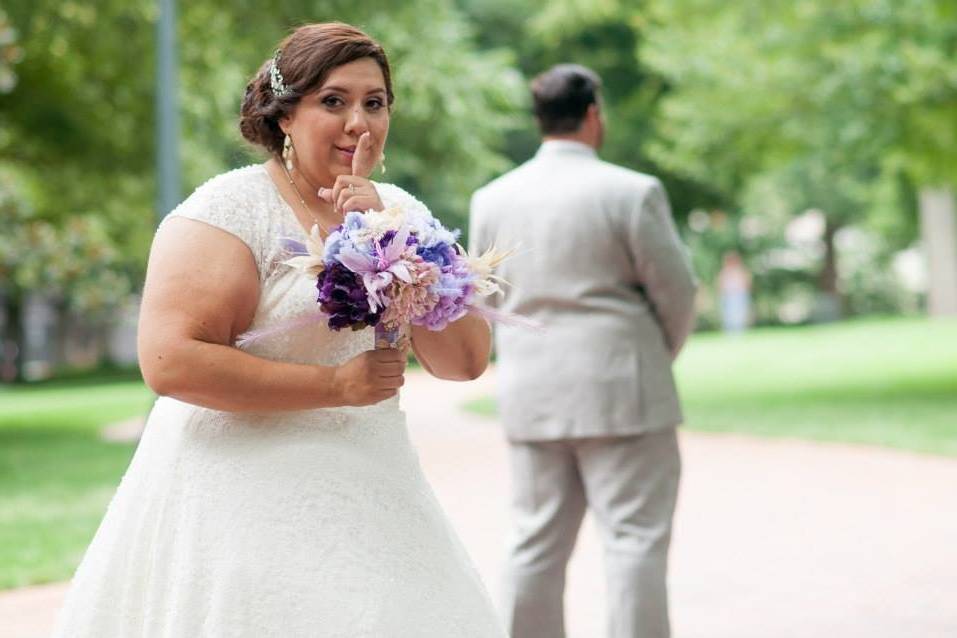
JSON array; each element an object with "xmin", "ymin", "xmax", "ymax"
[
  {"xmin": 332, "ymin": 348, "xmax": 406, "ymax": 406},
  {"xmin": 322, "ymin": 175, "xmax": 384, "ymax": 214},
  {"xmin": 318, "ymin": 132, "xmax": 385, "ymax": 213}
]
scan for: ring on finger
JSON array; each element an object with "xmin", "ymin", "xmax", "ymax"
[{"xmin": 348, "ymin": 184, "xmax": 357, "ymax": 193}]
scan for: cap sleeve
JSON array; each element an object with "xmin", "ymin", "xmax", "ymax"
[{"xmin": 159, "ymin": 167, "xmax": 267, "ymax": 278}]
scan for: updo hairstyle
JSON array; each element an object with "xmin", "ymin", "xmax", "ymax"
[{"xmin": 239, "ymin": 22, "xmax": 394, "ymax": 156}]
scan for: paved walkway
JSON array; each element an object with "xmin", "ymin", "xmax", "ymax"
[{"xmin": 3, "ymin": 369, "xmax": 956, "ymax": 637}]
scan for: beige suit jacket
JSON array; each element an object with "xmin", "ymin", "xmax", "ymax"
[{"xmin": 469, "ymin": 141, "xmax": 698, "ymax": 442}]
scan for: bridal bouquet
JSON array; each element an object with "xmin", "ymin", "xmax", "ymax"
[{"xmin": 277, "ymin": 203, "xmax": 512, "ymax": 347}]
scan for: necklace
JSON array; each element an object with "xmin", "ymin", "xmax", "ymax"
[{"xmin": 279, "ymin": 161, "xmax": 336, "ymax": 236}]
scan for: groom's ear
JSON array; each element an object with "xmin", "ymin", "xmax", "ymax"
[{"xmin": 584, "ymin": 103, "xmax": 605, "ymax": 147}]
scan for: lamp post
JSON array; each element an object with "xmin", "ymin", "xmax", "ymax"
[{"xmin": 156, "ymin": 0, "xmax": 180, "ymax": 223}]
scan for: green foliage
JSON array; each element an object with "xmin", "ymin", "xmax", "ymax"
[
  {"xmin": 1, "ymin": 1, "xmax": 525, "ymax": 276},
  {"xmin": 457, "ymin": 0, "xmax": 724, "ymax": 220},
  {"xmin": 0, "ymin": 7, "xmax": 22, "ymax": 93},
  {"xmin": 364, "ymin": 1, "xmax": 527, "ymax": 229},
  {"xmin": 643, "ymin": 0, "xmax": 957, "ymax": 196},
  {"xmin": 639, "ymin": 0, "xmax": 957, "ymax": 315},
  {"xmin": 0, "ymin": 168, "xmax": 130, "ymax": 315},
  {"xmin": 0, "ymin": 0, "xmax": 158, "ymax": 284},
  {"xmin": 2, "ymin": 0, "xmax": 952, "ymax": 332}
]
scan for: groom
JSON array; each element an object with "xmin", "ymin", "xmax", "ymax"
[{"xmin": 469, "ymin": 64, "xmax": 697, "ymax": 638}]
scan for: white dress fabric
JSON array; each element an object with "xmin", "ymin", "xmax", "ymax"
[{"xmin": 52, "ymin": 165, "xmax": 505, "ymax": 637}]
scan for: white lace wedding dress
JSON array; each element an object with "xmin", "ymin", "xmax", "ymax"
[{"xmin": 52, "ymin": 165, "xmax": 506, "ymax": 637}]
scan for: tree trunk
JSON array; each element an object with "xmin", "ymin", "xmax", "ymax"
[
  {"xmin": 819, "ymin": 219, "xmax": 840, "ymax": 295},
  {"xmin": 814, "ymin": 218, "xmax": 843, "ymax": 321},
  {"xmin": 919, "ymin": 186, "xmax": 957, "ymax": 316},
  {"xmin": 0, "ymin": 292, "xmax": 23, "ymax": 382}
]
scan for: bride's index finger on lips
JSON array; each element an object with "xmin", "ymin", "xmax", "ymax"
[{"xmin": 351, "ymin": 132, "xmax": 377, "ymax": 178}]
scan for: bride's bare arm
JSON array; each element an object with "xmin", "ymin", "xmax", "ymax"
[
  {"xmin": 138, "ymin": 218, "xmax": 404, "ymax": 411},
  {"xmin": 409, "ymin": 314, "xmax": 491, "ymax": 382}
]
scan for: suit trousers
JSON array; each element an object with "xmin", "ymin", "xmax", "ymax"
[{"xmin": 502, "ymin": 429, "xmax": 681, "ymax": 638}]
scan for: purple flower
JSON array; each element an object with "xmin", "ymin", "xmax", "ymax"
[
  {"xmin": 316, "ymin": 262, "xmax": 380, "ymax": 331},
  {"xmin": 380, "ymin": 229, "xmax": 417, "ymax": 248},
  {"xmin": 280, "ymin": 237, "xmax": 308, "ymax": 255},
  {"xmin": 414, "ymin": 256, "xmax": 475, "ymax": 331},
  {"xmin": 418, "ymin": 242, "xmax": 457, "ymax": 268},
  {"xmin": 337, "ymin": 224, "xmax": 417, "ymax": 312}
]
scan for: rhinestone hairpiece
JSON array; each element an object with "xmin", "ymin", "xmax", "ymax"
[{"xmin": 269, "ymin": 50, "xmax": 289, "ymax": 98}]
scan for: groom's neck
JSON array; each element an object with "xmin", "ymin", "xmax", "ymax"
[{"xmin": 542, "ymin": 133, "xmax": 600, "ymax": 151}]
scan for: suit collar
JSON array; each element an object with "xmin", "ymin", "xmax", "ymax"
[{"xmin": 535, "ymin": 140, "xmax": 598, "ymax": 159}]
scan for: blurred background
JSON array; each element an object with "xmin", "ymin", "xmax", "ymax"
[{"xmin": 0, "ymin": 0, "xmax": 955, "ymax": 634}]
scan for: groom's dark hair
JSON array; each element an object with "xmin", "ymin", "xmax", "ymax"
[{"xmin": 531, "ymin": 64, "xmax": 602, "ymax": 135}]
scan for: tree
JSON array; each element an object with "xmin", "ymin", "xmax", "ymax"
[
  {"xmin": 0, "ymin": 0, "xmax": 159, "ymax": 274},
  {"xmin": 641, "ymin": 0, "xmax": 957, "ymax": 315},
  {"xmin": 0, "ymin": 168, "xmax": 132, "ymax": 380},
  {"xmin": 0, "ymin": 1, "xmax": 526, "ymax": 264},
  {"xmin": 456, "ymin": 0, "xmax": 725, "ymax": 221},
  {"xmin": 0, "ymin": 1, "xmax": 527, "ymax": 375}
]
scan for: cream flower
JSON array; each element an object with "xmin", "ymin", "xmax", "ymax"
[
  {"xmin": 282, "ymin": 224, "xmax": 326, "ymax": 278},
  {"xmin": 466, "ymin": 244, "xmax": 513, "ymax": 298}
]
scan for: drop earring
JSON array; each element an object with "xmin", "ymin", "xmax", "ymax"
[
  {"xmin": 283, "ymin": 134, "xmax": 294, "ymax": 171},
  {"xmin": 378, "ymin": 152, "xmax": 386, "ymax": 175}
]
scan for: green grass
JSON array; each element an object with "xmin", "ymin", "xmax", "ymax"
[
  {"xmin": 0, "ymin": 374, "xmax": 154, "ymax": 589},
  {"xmin": 464, "ymin": 317, "xmax": 957, "ymax": 456}
]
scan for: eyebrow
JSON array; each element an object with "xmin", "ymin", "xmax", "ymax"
[{"xmin": 320, "ymin": 85, "xmax": 387, "ymax": 96}]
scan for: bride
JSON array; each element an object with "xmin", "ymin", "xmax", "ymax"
[{"xmin": 52, "ymin": 22, "xmax": 506, "ymax": 637}]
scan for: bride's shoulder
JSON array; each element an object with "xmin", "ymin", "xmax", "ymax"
[
  {"xmin": 170, "ymin": 165, "xmax": 272, "ymax": 225},
  {"xmin": 373, "ymin": 182, "xmax": 431, "ymax": 216},
  {"xmin": 163, "ymin": 165, "xmax": 272, "ymax": 258},
  {"xmin": 189, "ymin": 164, "xmax": 269, "ymax": 205}
]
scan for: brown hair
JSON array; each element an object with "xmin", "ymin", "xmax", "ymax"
[
  {"xmin": 531, "ymin": 64, "xmax": 601, "ymax": 135},
  {"xmin": 239, "ymin": 22, "xmax": 394, "ymax": 156}
]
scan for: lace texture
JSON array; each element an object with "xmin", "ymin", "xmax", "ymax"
[{"xmin": 51, "ymin": 166, "xmax": 505, "ymax": 637}]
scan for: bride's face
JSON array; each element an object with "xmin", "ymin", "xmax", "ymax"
[{"xmin": 281, "ymin": 57, "xmax": 390, "ymax": 187}]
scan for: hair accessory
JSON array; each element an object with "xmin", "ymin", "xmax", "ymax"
[{"xmin": 269, "ymin": 50, "xmax": 289, "ymax": 98}]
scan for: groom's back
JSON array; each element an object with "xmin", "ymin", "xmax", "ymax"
[
  {"xmin": 470, "ymin": 144, "xmax": 661, "ymax": 329},
  {"xmin": 468, "ymin": 63, "xmax": 695, "ymax": 441},
  {"xmin": 469, "ymin": 143, "xmax": 695, "ymax": 441}
]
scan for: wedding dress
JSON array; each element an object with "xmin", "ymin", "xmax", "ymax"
[{"xmin": 51, "ymin": 165, "xmax": 506, "ymax": 637}]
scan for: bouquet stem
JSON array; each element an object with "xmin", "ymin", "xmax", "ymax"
[{"xmin": 374, "ymin": 323, "xmax": 403, "ymax": 350}]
